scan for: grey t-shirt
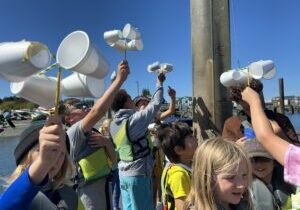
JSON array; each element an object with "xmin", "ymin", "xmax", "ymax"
[{"xmin": 67, "ymin": 121, "xmax": 109, "ymax": 210}]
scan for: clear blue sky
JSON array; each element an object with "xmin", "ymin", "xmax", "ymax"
[{"xmin": 0, "ymin": 0, "xmax": 299, "ymax": 102}]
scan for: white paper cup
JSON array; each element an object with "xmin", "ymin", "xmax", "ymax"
[
  {"xmin": 0, "ymin": 41, "xmax": 51, "ymax": 82},
  {"xmin": 10, "ymin": 75, "xmax": 57, "ymax": 108},
  {"xmin": 111, "ymin": 40, "xmax": 127, "ymax": 51},
  {"xmin": 61, "ymin": 72, "xmax": 104, "ymax": 98},
  {"xmin": 123, "ymin": 23, "xmax": 141, "ymax": 39},
  {"xmin": 147, "ymin": 61, "xmax": 160, "ymax": 72},
  {"xmin": 248, "ymin": 60, "xmax": 276, "ymax": 80},
  {"xmin": 57, "ymin": 31, "xmax": 109, "ymax": 79},
  {"xmin": 160, "ymin": 63, "xmax": 173, "ymax": 74},
  {"xmin": 127, "ymin": 39, "xmax": 144, "ymax": 51},
  {"xmin": 104, "ymin": 30, "xmax": 122, "ymax": 45},
  {"xmin": 220, "ymin": 70, "xmax": 246, "ymax": 87}
]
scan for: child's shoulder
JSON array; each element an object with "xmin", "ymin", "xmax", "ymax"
[{"xmin": 165, "ymin": 163, "xmax": 191, "ymax": 176}]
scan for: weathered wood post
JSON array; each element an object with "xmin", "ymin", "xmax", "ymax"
[{"xmin": 190, "ymin": 0, "xmax": 232, "ymax": 140}]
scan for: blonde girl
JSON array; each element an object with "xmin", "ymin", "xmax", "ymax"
[
  {"xmin": 0, "ymin": 117, "xmax": 82, "ymax": 210},
  {"xmin": 185, "ymin": 138, "xmax": 253, "ymax": 210}
]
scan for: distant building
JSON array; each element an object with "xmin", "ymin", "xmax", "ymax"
[
  {"xmin": 176, "ymin": 97, "xmax": 192, "ymax": 111},
  {"xmin": 272, "ymin": 96, "xmax": 300, "ymax": 107}
]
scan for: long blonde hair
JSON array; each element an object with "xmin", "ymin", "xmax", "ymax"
[
  {"xmin": 99, "ymin": 118, "xmax": 112, "ymax": 136},
  {"xmin": 6, "ymin": 147, "xmax": 74, "ymax": 190},
  {"xmin": 185, "ymin": 138, "xmax": 253, "ymax": 210}
]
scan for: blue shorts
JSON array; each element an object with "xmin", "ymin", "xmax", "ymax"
[{"xmin": 120, "ymin": 175, "xmax": 153, "ymax": 210}]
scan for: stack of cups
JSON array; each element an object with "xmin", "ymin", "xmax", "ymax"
[
  {"xmin": 220, "ymin": 70, "xmax": 248, "ymax": 87},
  {"xmin": 61, "ymin": 72, "xmax": 104, "ymax": 98},
  {"xmin": 10, "ymin": 75, "xmax": 58, "ymax": 109},
  {"xmin": 57, "ymin": 30, "xmax": 109, "ymax": 79},
  {"xmin": 103, "ymin": 23, "xmax": 144, "ymax": 51},
  {"xmin": 0, "ymin": 41, "xmax": 51, "ymax": 82}
]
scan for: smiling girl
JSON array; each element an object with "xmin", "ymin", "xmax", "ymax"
[{"xmin": 184, "ymin": 138, "xmax": 253, "ymax": 210}]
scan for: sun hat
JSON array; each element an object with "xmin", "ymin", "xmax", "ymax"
[
  {"xmin": 133, "ymin": 96, "xmax": 150, "ymax": 106},
  {"xmin": 243, "ymin": 139, "xmax": 273, "ymax": 160},
  {"xmin": 14, "ymin": 120, "xmax": 45, "ymax": 165},
  {"xmin": 14, "ymin": 120, "xmax": 70, "ymax": 165}
]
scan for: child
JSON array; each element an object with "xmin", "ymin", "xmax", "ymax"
[
  {"xmin": 0, "ymin": 116, "xmax": 83, "ymax": 210},
  {"xmin": 157, "ymin": 122, "xmax": 198, "ymax": 210},
  {"xmin": 184, "ymin": 138, "xmax": 253, "ymax": 210},
  {"xmin": 244, "ymin": 139, "xmax": 295, "ymax": 210},
  {"xmin": 135, "ymin": 86, "xmax": 177, "ymax": 209},
  {"xmin": 99, "ymin": 118, "xmax": 121, "ymax": 210},
  {"xmin": 241, "ymin": 87, "xmax": 300, "ymax": 186}
]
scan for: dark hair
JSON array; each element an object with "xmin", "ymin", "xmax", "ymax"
[
  {"xmin": 229, "ymin": 78, "xmax": 263, "ymax": 102},
  {"xmin": 63, "ymin": 98, "xmax": 81, "ymax": 106},
  {"xmin": 111, "ymin": 89, "xmax": 130, "ymax": 112},
  {"xmin": 157, "ymin": 122, "xmax": 192, "ymax": 163}
]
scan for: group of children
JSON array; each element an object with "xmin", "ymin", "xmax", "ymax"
[{"xmin": 0, "ymin": 58, "xmax": 300, "ymax": 210}]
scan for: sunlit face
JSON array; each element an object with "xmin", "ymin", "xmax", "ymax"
[
  {"xmin": 136, "ymin": 99, "xmax": 149, "ymax": 110},
  {"xmin": 215, "ymin": 160, "xmax": 249, "ymax": 206},
  {"xmin": 65, "ymin": 108, "xmax": 87, "ymax": 126},
  {"xmin": 30, "ymin": 143, "xmax": 66, "ymax": 178},
  {"xmin": 251, "ymin": 157, "xmax": 274, "ymax": 181},
  {"xmin": 125, "ymin": 95, "xmax": 136, "ymax": 110},
  {"xmin": 48, "ymin": 151, "xmax": 66, "ymax": 179},
  {"xmin": 182, "ymin": 134, "xmax": 198, "ymax": 161}
]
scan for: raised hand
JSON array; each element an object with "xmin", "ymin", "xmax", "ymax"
[
  {"xmin": 29, "ymin": 116, "xmax": 67, "ymax": 184},
  {"xmin": 88, "ymin": 131, "xmax": 110, "ymax": 148},
  {"xmin": 168, "ymin": 86, "xmax": 176, "ymax": 99},
  {"xmin": 39, "ymin": 116, "xmax": 66, "ymax": 167},
  {"xmin": 157, "ymin": 72, "xmax": 166, "ymax": 85},
  {"xmin": 241, "ymin": 87, "xmax": 261, "ymax": 105},
  {"xmin": 116, "ymin": 60, "xmax": 130, "ymax": 83}
]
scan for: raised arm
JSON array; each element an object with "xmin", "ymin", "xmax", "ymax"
[
  {"xmin": 82, "ymin": 60, "xmax": 129, "ymax": 132},
  {"xmin": 128, "ymin": 73, "xmax": 165, "ymax": 138},
  {"xmin": 27, "ymin": 116, "xmax": 65, "ymax": 184},
  {"xmin": 241, "ymin": 87, "xmax": 289, "ymax": 165},
  {"xmin": 0, "ymin": 116, "xmax": 65, "ymax": 210},
  {"xmin": 158, "ymin": 86, "xmax": 176, "ymax": 121}
]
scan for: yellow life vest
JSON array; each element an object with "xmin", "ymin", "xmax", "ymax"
[
  {"xmin": 77, "ymin": 129, "xmax": 111, "ymax": 183},
  {"xmin": 111, "ymin": 119, "xmax": 151, "ymax": 161}
]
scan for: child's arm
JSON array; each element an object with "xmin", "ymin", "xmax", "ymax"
[
  {"xmin": 175, "ymin": 197, "xmax": 186, "ymax": 210},
  {"xmin": 241, "ymin": 87, "xmax": 289, "ymax": 165},
  {"xmin": 157, "ymin": 86, "xmax": 176, "ymax": 121},
  {"xmin": 88, "ymin": 132, "xmax": 117, "ymax": 164},
  {"xmin": 81, "ymin": 60, "xmax": 129, "ymax": 132}
]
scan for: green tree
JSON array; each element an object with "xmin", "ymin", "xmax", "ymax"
[{"xmin": 141, "ymin": 88, "xmax": 151, "ymax": 97}]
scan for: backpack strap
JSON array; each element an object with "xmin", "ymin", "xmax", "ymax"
[{"xmin": 124, "ymin": 119, "xmax": 150, "ymax": 160}]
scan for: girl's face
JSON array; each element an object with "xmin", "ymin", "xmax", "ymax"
[
  {"xmin": 31, "ymin": 144, "xmax": 66, "ymax": 178},
  {"xmin": 215, "ymin": 160, "xmax": 249, "ymax": 206},
  {"xmin": 251, "ymin": 157, "xmax": 274, "ymax": 181}
]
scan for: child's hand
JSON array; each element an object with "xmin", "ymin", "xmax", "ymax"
[
  {"xmin": 236, "ymin": 137, "xmax": 247, "ymax": 147},
  {"xmin": 241, "ymin": 87, "xmax": 261, "ymax": 105},
  {"xmin": 88, "ymin": 132, "xmax": 109, "ymax": 148},
  {"xmin": 157, "ymin": 73, "xmax": 166, "ymax": 85},
  {"xmin": 38, "ymin": 116, "xmax": 66, "ymax": 170},
  {"xmin": 168, "ymin": 86, "xmax": 176, "ymax": 99},
  {"xmin": 116, "ymin": 60, "xmax": 130, "ymax": 82}
]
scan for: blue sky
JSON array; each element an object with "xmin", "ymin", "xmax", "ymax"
[{"xmin": 0, "ymin": 0, "xmax": 299, "ymax": 102}]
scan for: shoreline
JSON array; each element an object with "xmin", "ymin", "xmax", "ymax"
[{"xmin": 0, "ymin": 120, "xmax": 31, "ymax": 139}]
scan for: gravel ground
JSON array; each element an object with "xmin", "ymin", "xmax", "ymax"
[{"xmin": 0, "ymin": 120, "xmax": 31, "ymax": 138}]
